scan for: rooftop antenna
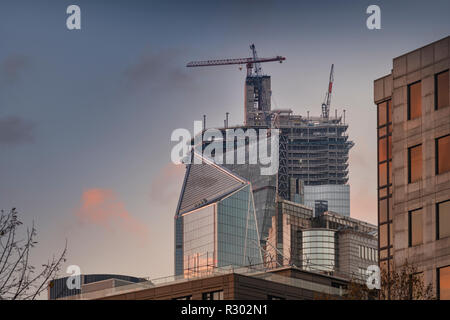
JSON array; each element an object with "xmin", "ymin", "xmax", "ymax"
[
  {"xmin": 203, "ymin": 115, "xmax": 206, "ymax": 130},
  {"xmin": 226, "ymin": 112, "xmax": 229, "ymax": 128}
]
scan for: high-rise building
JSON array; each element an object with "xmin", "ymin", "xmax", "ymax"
[
  {"xmin": 174, "ymin": 152, "xmax": 263, "ymax": 276},
  {"xmin": 374, "ymin": 36, "xmax": 450, "ymax": 299},
  {"xmin": 243, "ymin": 74, "xmax": 354, "ymax": 217}
]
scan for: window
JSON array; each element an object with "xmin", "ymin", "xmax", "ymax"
[
  {"xmin": 408, "ymin": 208, "xmax": 423, "ymax": 247},
  {"xmin": 380, "ymin": 224, "xmax": 388, "ymax": 248},
  {"xmin": 379, "ymin": 162, "xmax": 387, "ymax": 187},
  {"xmin": 436, "ymin": 70, "xmax": 449, "ymax": 110},
  {"xmin": 408, "ymin": 81, "xmax": 422, "ymax": 120},
  {"xmin": 379, "ymin": 137, "xmax": 387, "ymax": 162},
  {"xmin": 378, "ymin": 101, "xmax": 387, "ymax": 126},
  {"xmin": 202, "ymin": 290, "xmax": 223, "ymax": 300},
  {"xmin": 438, "ymin": 266, "xmax": 450, "ymax": 300},
  {"xmin": 408, "ymin": 145, "xmax": 422, "ymax": 183},
  {"xmin": 379, "ymin": 198, "xmax": 388, "ymax": 223},
  {"xmin": 437, "ymin": 200, "xmax": 450, "ymax": 240},
  {"xmin": 436, "ymin": 135, "xmax": 450, "ymax": 175}
]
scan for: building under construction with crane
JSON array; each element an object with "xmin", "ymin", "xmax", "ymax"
[
  {"xmin": 186, "ymin": 45, "xmax": 353, "ymax": 217},
  {"xmin": 174, "ymin": 45, "xmax": 359, "ymax": 279}
]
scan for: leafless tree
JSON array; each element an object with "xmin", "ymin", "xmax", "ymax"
[
  {"xmin": 342, "ymin": 260, "xmax": 435, "ymax": 300},
  {"xmin": 379, "ymin": 259, "xmax": 435, "ymax": 300},
  {"xmin": 0, "ymin": 208, "xmax": 67, "ymax": 300}
]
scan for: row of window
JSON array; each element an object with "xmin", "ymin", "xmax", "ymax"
[
  {"xmin": 408, "ymin": 69, "xmax": 449, "ymax": 120},
  {"xmin": 408, "ymin": 200, "xmax": 450, "ymax": 247},
  {"xmin": 358, "ymin": 245, "xmax": 378, "ymax": 262},
  {"xmin": 172, "ymin": 290, "xmax": 224, "ymax": 300},
  {"xmin": 408, "ymin": 135, "xmax": 450, "ymax": 183}
]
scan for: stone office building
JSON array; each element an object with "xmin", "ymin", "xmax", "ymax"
[{"xmin": 374, "ymin": 36, "xmax": 450, "ymax": 299}]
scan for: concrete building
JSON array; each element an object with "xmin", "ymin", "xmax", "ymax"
[
  {"xmin": 374, "ymin": 36, "xmax": 450, "ymax": 299},
  {"xmin": 265, "ymin": 204, "xmax": 378, "ymax": 283},
  {"xmin": 56, "ymin": 266, "xmax": 348, "ymax": 300}
]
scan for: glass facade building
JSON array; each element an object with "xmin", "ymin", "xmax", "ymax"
[
  {"xmin": 303, "ymin": 184, "xmax": 350, "ymax": 217},
  {"xmin": 175, "ymin": 153, "xmax": 262, "ymax": 277}
]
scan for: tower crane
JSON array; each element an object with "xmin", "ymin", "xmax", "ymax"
[
  {"xmin": 186, "ymin": 44, "xmax": 285, "ymax": 77},
  {"xmin": 321, "ymin": 64, "xmax": 334, "ymax": 119}
]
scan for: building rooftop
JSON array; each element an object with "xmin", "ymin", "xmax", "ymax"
[{"xmin": 57, "ymin": 265, "xmax": 347, "ymax": 300}]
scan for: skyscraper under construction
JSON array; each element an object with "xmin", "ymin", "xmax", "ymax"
[{"xmin": 243, "ymin": 63, "xmax": 354, "ymax": 216}]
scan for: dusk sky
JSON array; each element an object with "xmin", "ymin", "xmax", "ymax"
[{"xmin": 1, "ymin": 0, "xmax": 449, "ymax": 283}]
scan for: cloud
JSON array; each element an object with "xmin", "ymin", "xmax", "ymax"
[
  {"xmin": 149, "ymin": 163, "xmax": 185, "ymax": 207},
  {"xmin": 1, "ymin": 54, "xmax": 30, "ymax": 84},
  {"xmin": 123, "ymin": 48, "xmax": 194, "ymax": 92},
  {"xmin": 0, "ymin": 116, "xmax": 35, "ymax": 146},
  {"xmin": 76, "ymin": 189, "xmax": 149, "ymax": 241}
]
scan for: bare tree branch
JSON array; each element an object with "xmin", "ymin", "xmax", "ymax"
[{"xmin": 0, "ymin": 208, "xmax": 67, "ymax": 300}]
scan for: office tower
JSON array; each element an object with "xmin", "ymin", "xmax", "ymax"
[
  {"xmin": 174, "ymin": 152, "xmax": 263, "ymax": 276},
  {"xmin": 244, "ymin": 76, "xmax": 353, "ymax": 217},
  {"xmin": 374, "ymin": 36, "xmax": 450, "ymax": 299}
]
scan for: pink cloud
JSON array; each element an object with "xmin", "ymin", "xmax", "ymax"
[{"xmin": 76, "ymin": 189, "xmax": 149, "ymax": 241}]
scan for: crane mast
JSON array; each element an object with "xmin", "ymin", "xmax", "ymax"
[{"xmin": 321, "ymin": 64, "xmax": 334, "ymax": 119}]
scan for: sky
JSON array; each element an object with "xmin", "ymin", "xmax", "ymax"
[{"xmin": 1, "ymin": 0, "xmax": 449, "ymax": 284}]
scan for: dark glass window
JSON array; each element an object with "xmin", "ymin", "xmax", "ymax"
[
  {"xmin": 408, "ymin": 81, "xmax": 422, "ymax": 120},
  {"xmin": 437, "ymin": 200, "xmax": 450, "ymax": 240},
  {"xmin": 378, "ymin": 101, "xmax": 387, "ymax": 126},
  {"xmin": 436, "ymin": 135, "xmax": 450, "ymax": 175},
  {"xmin": 438, "ymin": 266, "xmax": 450, "ymax": 300},
  {"xmin": 202, "ymin": 290, "xmax": 223, "ymax": 300},
  {"xmin": 409, "ymin": 208, "xmax": 423, "ymax": 247},
  {"xmin": 408, "ymin": 145, "xmax": 422, "ymax": 183},
  {"xmin": 436, "ymin": 70, "xmax": 449, "ymax": 110}
]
